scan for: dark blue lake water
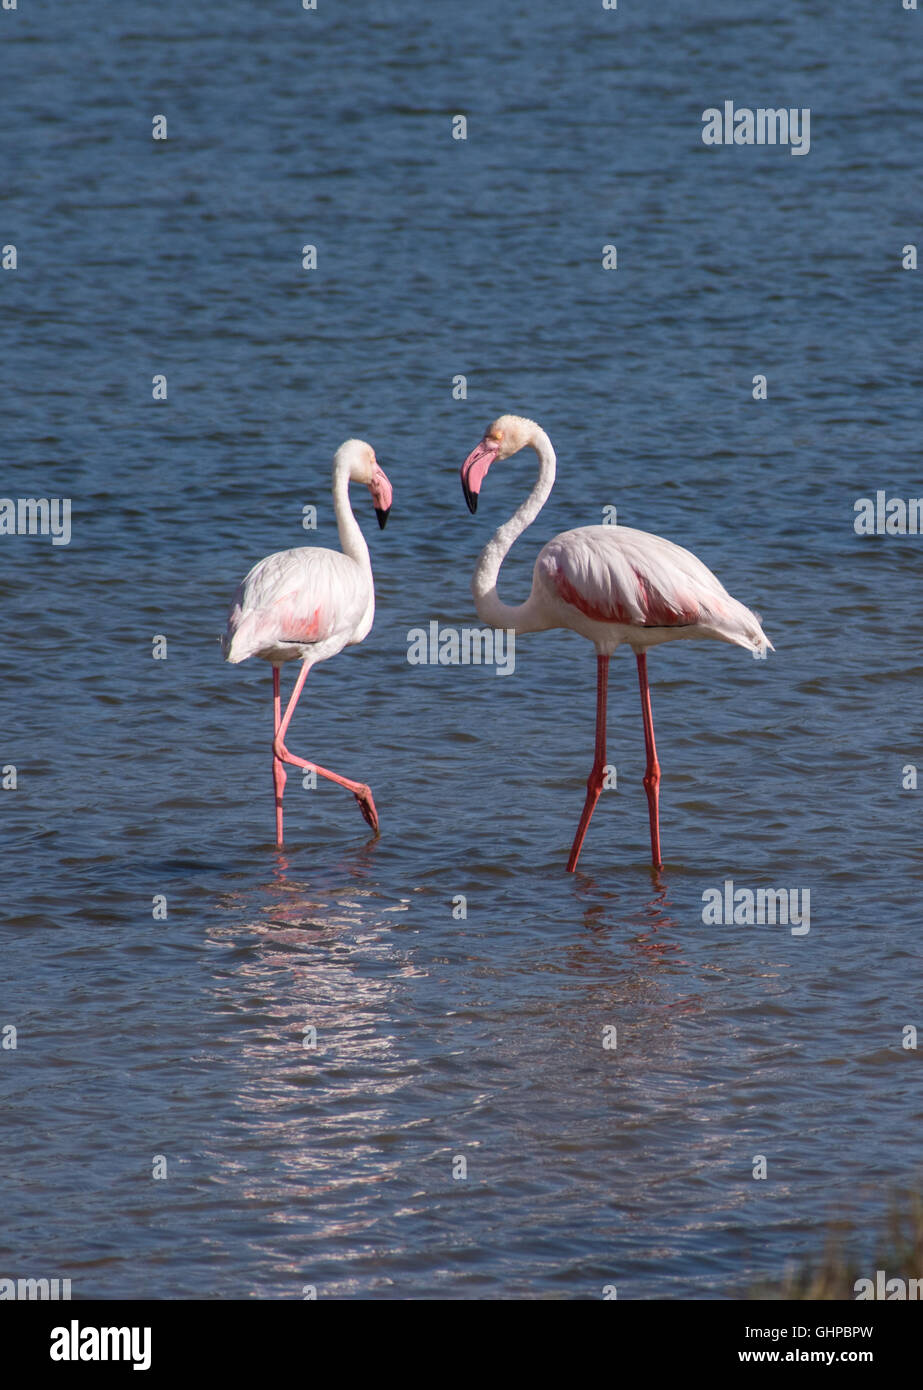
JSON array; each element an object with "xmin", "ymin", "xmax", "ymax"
[{"xmin": 1, "ymin": 0, "xmax": 921, "ymax": 1299}]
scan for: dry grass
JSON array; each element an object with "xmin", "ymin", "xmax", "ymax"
[{"xmin": 749, "ymin": 1191, "xmax": 923, "ymax": 1300}]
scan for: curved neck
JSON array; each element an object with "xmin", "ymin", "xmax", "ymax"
[
  {"xmin": 332, "ymin": 461, "xmax": 371, "ymax": 571},
  {"xmin": 472, "ymin": 426, "xmax": 556, "ymax": 631}
]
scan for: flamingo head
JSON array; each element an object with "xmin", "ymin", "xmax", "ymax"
[
  {"xmin": 460, "ymin": 415, "xmax": 537, "ymax": 513},
  {"xmin": 338, "ymin": 439, "xmax": 393, "ymax": 528}
]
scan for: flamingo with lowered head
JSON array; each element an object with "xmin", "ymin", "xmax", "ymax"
[
  {"xmin": 460, "ymin": 415, "xmax": 772, "ymax": 871},
  {"xmin": 223, "ymin": 439, "xmax": 392, "ymax": 846}
]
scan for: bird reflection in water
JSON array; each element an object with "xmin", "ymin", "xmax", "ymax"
[
  {"xmin": 208, "ymin": 851, "xmax": 416, "ymax": 1157},
  {"xmin": 261, "ymin": 845, "xmax": 384, "ymax": 935},
  {"xmin": 571, "ymin": 863, "xmax": 685, "ymax": 962},
  {"xmin": 215, "ymin": 839, "xmax": 393, "ymax": 941}
]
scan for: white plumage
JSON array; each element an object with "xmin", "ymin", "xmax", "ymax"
[
  {"xmin": 223, "ymin": 546, "xmax": 374, "ymax": 668},
  {"xmin": 534, "ymin": 525, "xmax": 771, "ymax": 655}
]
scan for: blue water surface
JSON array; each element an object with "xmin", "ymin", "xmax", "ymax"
[{"xmin": 1, "ymin": 0, "xmax": 921, "ymax": 1298}]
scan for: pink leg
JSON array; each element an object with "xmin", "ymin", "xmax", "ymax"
[
  {"xmin": 566, "ymin": 655, "xmax": 609, "ymax": 873},
  {"xmin": 271, "ymin": 662, "xmax": 379, "ymax": 844},
  {"xmin": 272, "ymin": 666, "xmax": 286, "ymax": 846},
  {"xmin": 636, "ymin": 652, "xmax": 662, "ymax": 869}
]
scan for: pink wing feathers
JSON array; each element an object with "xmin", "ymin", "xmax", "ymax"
[{"xmin": 535, "ymin": 525, "xmax": 771, "ymax": 654}]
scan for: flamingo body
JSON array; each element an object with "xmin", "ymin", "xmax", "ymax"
[
  {"xmin": 224, "ymin": 546, "xmax": 373, "ymax": 668},
  {"xmin": 533, "ymin": 524, "xmax": 770, "ymax": 655}
]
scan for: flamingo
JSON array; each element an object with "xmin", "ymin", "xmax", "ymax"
[
  {"xmin": 222, "ymin": 439, "xmax": 392, "ymax": 847},
  {"xmin": 459, "ymin": 415, "xmax": 772, "ymax": 871}
]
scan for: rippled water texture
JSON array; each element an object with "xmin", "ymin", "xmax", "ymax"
[{"xmin": 1, "ymin": 1, "xmax": 921, "ymax": 1298}]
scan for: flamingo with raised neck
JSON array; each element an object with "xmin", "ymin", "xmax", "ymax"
[
  {"xmin": 223, "ymin": 439, "xmax": 392, "ymax": 846},
  {"xmin": 460, "ymin": 414, "xmax": 772, "ymax": 870}
]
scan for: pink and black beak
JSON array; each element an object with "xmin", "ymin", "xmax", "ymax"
[
  {"xmin": 460, "ymin": 437, "xmax": 500, "ymax": 514},
  {"xmin": 369, "ymin": 462, "xmax": 393, "ymax": 529}
]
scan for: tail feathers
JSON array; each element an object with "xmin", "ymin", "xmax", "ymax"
[
  {"xmin": 708, "ymin": 598, "xmax": 773, "ymax": 658},
  {"xmin": 752, "ymin": 613, "xmax": 774, "ymax": 656},
  {"xmin": 221, "ymin": 623, "xmax": 250, "ymax": 664}
]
